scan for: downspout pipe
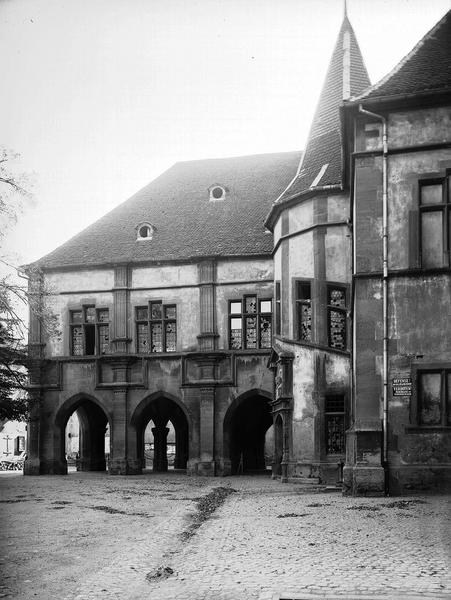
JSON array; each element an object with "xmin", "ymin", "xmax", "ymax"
[{"xmin": 358, "ymin": 104, "xmax": 389, "ymax": 496}]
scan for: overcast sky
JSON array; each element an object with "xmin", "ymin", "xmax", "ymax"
[{"xmin": 1, "ymin": 0, "xmax": 450, "ymax": 267}]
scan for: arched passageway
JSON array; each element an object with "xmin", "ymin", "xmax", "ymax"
[
  {"xmin": 273, "ymin": 414, "xmax": 284, "ymax": 477},
  {"xmin": 58, "ymin": 396, "xmax": 110, "ymax": 474},
  {"xmin": 225, "ymin": 392, "xmax": 272, "ymax": 475},
  {"xmin": 133, "ymin": 395, "xmax": 189, "ymax": 472}
]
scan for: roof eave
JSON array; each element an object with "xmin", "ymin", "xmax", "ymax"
[{"xmin": 264, "ymin": 184, "xmax": 344, "ymax": 231}]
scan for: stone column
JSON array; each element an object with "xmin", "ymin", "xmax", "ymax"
[
  {"xmin": 197, "ymin": 260, "xmax": 218, "ymax": 351},
  {"xmin": 152, "ymin": 426, "xmax": 169, "ymax": 472},
  {"xmin": 174, "ymin": 427, "xmax": 188, "ymax": 469},
  {"xmin": 198, "ymin": 386, "xmax": 215, "ymax": 476},
  {"xmin": 109, "ymin": 359, "xmax": 133, "ymax": 474}
]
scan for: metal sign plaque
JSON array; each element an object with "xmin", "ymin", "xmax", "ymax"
[{"xmin": 392, "ymin": 377, "xmax": 412, "ymax": 396}]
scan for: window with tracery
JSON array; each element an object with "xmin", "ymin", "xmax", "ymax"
[
  {"xmin": 70, "ymin": 306, "xmax": 110, "ymax": 356},
  {"xmin": 229, "ymin": 296, "xmax": 272, "ymax": 350},
  {"xmin": 325, "ymin": 395, "xmax": 345, "ymax": 454},
  {"xmin": 295, "ymin": 281, "xmax": 312, "ymax": 342},
  {"xmin": 136, "ymin": 302, "xmax": 177, "ymax": 353},
  {"xmin": 327, "ymin": 286, "xmax": 347, "ymax": 350}
]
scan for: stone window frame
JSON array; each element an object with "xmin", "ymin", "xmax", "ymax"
[
  {"xmin": 208, "ymin": 184, "xmax": 228, "ymax": 202},
  {"xmin": 69, "ymin": 305, "xmax": 110, "ymax": 357},
  {"xmin": 418, "ymin": 171, "xmax": 451, "ymax": 269},
  {"xmin": 135, "ymin": 301, "xmax": 177, "ymax": 354},
  {"xmin": 326, "ymin": 284, "xmax": 348, "ymax": 351},
  {"xmin": 228, "ymin": 295, "xmax": 272, "ymax": 350},
  {"xmin": 411, "ymin": 364, "xmax": 451, "ymax": 428},
  {"xmin": 136, "ymin": 222, "xmax": 154, "ymax": 241},
  {"xmin": 15, "ymin": 436, "xmax": 26, "ymax": 455},
  {"xmin": 324, "ymin": 394, "xmax": 346, "ymax": 456},
  {"xmin": 293, "ymin": 278, "xmax": 313, "ymax": 343}
]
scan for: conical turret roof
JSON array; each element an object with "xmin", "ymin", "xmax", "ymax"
[{"xmin": 276, "ymin": 15, "xmax": 370, "ymax": 204}]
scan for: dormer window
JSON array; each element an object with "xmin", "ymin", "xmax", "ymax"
[
  {"xmin": 136, "ymin": 222, "xmax": 154, "ymax": 241},
  {"xmin": 208, "ymin": 185, "xmax": 227, "ymax": 202}
]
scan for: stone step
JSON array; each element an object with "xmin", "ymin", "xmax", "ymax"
[{"xmin": 287, "ymin": 477, "xmax": 321, "ymax": 485}]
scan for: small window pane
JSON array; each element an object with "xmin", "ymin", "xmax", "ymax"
[
  {"xmin": 165, "ymin": 306, "xmax": 176, "ymax": 319},
  {"xmin": 71, "ymin": 326, "xmax": 83, "ymax": 356},
  {"xmin": 151, "ymin": 322, "xmax": 163, "ymax": 352},
  {"xmin": 71, "ymin": 311, "xmax": 83, "ymax": 324},
  {"xmin": 326, "ymin": 414, "xmax": 345, "ymax": 454},
  {"xmin": 137, "ymin": 323, "xmax": 149, "ymax": 353},
  {"xmin": 230, "ymin": 301, "xmax": 242, "ymax": 315},
  {"xmin": 98, "ymin": 325, "xmax": 109, "ymax": 354},
  {"xmin": 421, "ymin": 184, "xmax": 442, "ymax": 205},
  {"xmin": 97, "ymin": 309, "xmax": 109, "ymax": 323},
  {"xmin": 245, "ymin": 296, "xmax": 257, "ymax": 314},
  {"xmin": 297, "ymin": 282, "xmax": 311, "ymax": 301},
  {"xmin": 245, "ymin": 316, "xmax": 257, "ymax": 349},
  {"xmin": 165, "ymin": 322, "xmax": 176, "ymax": 352},
  {"xmin": 419, "ymin": 373, "xmax": 441, "ymax": 425},
  {"xmin": 260, "ymin": 300, "xmax": 272, "ymax": 313},
  {"xmin": 136, "ymin": 306, "xmax": 148, "ymax": 321},
  {"xmin": 230, "ymin": 318, "xmax": 242, "ymax": 349},
  {"xmin": 421, "ymin": 210, "xmax": 443, "ymax": 268},
  {"xmin": 329, "ymin": 288, "xmax": 346, "ymax": 308},
  {"xmin": 260, "ymin": 315, "xmax": 272, "ymax": 348},
  {"xmin": 150, "ymin": 303, "xmax": 162, "ymax": 320},
  {"xmin": 85, "ymin": 307, "xmax": 96, "ymax": 323},
  {"xmin": 329, "ymin": 309, "xmax": 346, "ymax": 350},
  {"xmin": 299, "ymin": 304, "xmax": 312, "ymax": 341}
]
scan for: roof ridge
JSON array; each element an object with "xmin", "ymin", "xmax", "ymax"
[{"xmin": 353, "ymin": 8, "xmax": 451, "ymax": 101}]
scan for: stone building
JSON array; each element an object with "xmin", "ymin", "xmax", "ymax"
[
  {"xmin": 342, "ymin": 9, "xmax": 451, "ymax": 495},
  {"xmin": 264, "ymin": 15, "xmax": 369, "ymax": 485},
  {"xmin": 24, "ymin": 152, "xmax": 300, "ymax": 476},
  {"xmin": 24, "ymin": 8, "xmax": 451, "ymax": 494}
]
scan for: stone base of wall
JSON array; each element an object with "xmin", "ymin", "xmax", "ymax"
[
  {"xmin": 109, "ymin": 458, "xmax": 141, "ymax": 475},
  {"xmin": 342, "ymin": 464, "xmax": 385, "ymax": 496},
  {"xmin": 389, "ymin": 465, "xmax": 451, "ymax": 495},
  {"xmin": 23, "ymin": 458, "xmax": 42, "ymax": 476},
  {"xmin": 194, "ymin": 460, "xmax": 216, "ymax": 476}
]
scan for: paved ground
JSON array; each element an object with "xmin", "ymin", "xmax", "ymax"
[{"xmin": 1, "ymin": 472, "xmax": 450, "ymax": 600}]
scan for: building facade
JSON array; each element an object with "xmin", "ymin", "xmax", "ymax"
[
  {"xmin": 342, "ymin": 10, "xmax": 451, "ymax": 495},
  {"xmin": 24, "ymin": 153, "xmax": 300, "ymax": 477},
  {"xmin": 24, "ymin": 9, "xmax": 451, "ymax": 494}
]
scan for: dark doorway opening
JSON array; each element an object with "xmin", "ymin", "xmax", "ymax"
[
  {"xmin": 63, "ymin": 399, "xmax": 109, "ymax": 473},
  {"xmin": 228, "ymin": 394, "xmax": 272, "ymax": 474},
  {"xmin": 136, "ymin": 396, "xmax": 189, "ymax": 473}
]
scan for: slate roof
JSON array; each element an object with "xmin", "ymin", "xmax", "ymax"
[
  {"xmin": 274, "ymin": 16, "xmax": 370, "ymax": 205},
  {"xmin": 34, "ymin": 152, "xmax": 301, "ymax": 270},
  {"xmin": 356, "ymin": 9, "xmax": 451, "ymax": 101}
]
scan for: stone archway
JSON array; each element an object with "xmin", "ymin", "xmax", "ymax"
[
  {"xmin": 273, "ymin": 414, "xmax": 284, "ymax": 477},
  {"xmin": 224, "ymin": 389, "xmax": 272, "ymax": 475},
  {"xmin": 55, "ymin": 394, "xmax": 110, "ymax": 475},
  {"xmin": 131, "ymin": 393, "xmax": 190, "ymax": 473}
]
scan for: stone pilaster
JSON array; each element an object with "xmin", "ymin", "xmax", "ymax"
[
  {"xmin": 197, "ymin": 260, "xmax": 218, "ymax": 351},
  {"xmin": 198, "ymin": 386, "xmax": 216, "ymax": 475},
  {"xmin": 112, "ymin": 265, "xmax": 130, "ymax": 354}
]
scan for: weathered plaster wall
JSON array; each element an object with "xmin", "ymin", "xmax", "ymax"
[
  {"xmin": 132, "ymin": 264, "xmax": 198, "ymax": 288},
  {"xmin": 216, "ymin": 258, "xmax": 272, "ymax": 283},
  {"xmin": 389, "ymin": 106, "xmax": 451, "ymax": 148},
  {"xmin": 130, "ymin": 288, "xmax": 199, "ymax": 353}
]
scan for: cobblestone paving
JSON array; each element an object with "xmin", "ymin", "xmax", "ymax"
[{"xmin": 65, "ymin": 476, "xmax": 451, "ymax": 600}]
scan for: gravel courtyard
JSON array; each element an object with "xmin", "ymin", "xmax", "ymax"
[{"xmin": 0, "ymin": 471, "xmax": 450, "ymax": 600}]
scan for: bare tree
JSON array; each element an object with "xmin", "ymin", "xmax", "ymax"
[{"xmin": 0, "ymin": 147, "xmax": 41, "ymax": 420}]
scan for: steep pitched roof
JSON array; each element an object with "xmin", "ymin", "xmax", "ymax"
[
  {"xmin": 356, "ymin": 9, "xmax": 451, "ymax": 101},
  {"xmin": 33, "ymin": 151, "xmax": 301, "ymax": 270},
  {"xmin": 274, "ymin": 16, "xmax": 370, "ymax": 205}
]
